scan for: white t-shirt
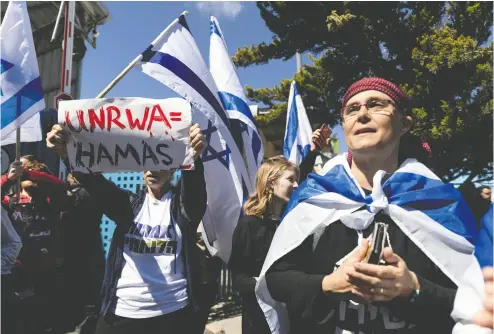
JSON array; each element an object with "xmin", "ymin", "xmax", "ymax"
[{"xmin": 114, "ymin": 191, "xmax": 188, "ymax": 318}]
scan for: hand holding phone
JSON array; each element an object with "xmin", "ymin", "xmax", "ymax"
[
  {"xmin": 320, "ymin": 124, "xmax": 331, "ymax": 143},
  {"xmin": 364, "ymin": 222, "xmax": 389, "ymax": 265},
  {"xmin": 311, "ymin": 124, "xmax": 332, "ymax": 151}
]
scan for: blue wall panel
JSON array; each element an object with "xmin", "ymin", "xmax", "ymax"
[{"xmin": 99, "ymin": 172, "xmax": 143, "ymax": 256}]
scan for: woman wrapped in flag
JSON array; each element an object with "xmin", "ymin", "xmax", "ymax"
[{"xmin": 255, "ymin": 78, "xmax": 489, "ymax": 334}]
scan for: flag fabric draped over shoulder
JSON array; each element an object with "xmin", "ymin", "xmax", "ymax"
[
  {"xmin": 1, "ymin": 1, "xmax": 44, "ymax": 144},
  {"xmin": 256, "ymin": 153, "xmax": 486, "ymax": 334},
  {"xmin": 283, "ymin": 81, "xmax": 312, "ymax": 166},
  {"xmin": 209, "ymin": 16, "xmax": 263, "ymax": 186},
  {"xmin": 475, "ymin": 204, "xmax": 493, "ymax": 268},
  {"xmin": 139, "ymin": 13, "xmax": 252, "ymax": 263}
]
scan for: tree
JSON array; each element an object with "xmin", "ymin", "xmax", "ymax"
[{"xmin": 234, "ymin": 1, "xmax": 493, "ymax": 183}]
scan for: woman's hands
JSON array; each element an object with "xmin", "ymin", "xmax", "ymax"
[
  {"xmin": 322, "ymin": 240, "xmax": 369, "ymax": 294},
  {"xmin": 347, "ymin": 247, "xmax": 420, "ymax": 302},
  {"xmin": 46, "ymin": 124, "xmax": 69, "ymax": 158}
]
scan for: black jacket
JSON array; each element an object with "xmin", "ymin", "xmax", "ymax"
[
  {"xmin": 73, "ymin": 160, "xmax": 207, "ymax": 316},
  {"xmin": 227, "ymin": 152, "xmax": 318, "ymax": 333},
  {"xmin": 230, "ymin": 215, "xmax": 279, "ymax": 334},
  {"xmin": 265, "ymin": 212, "xmax": 457, "ymax": 334}
]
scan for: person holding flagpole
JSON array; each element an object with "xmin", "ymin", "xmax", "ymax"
[
  {"xmin": 255, "ymin": 77, "xmax": 487, "ymax": 334},
  {"xmin": 46, "ymin": 123, "xmax": 207, "ymax": 334},
  {"xmin": 283, "ymin": 81, "xmax": 336, "ymax": 180}
]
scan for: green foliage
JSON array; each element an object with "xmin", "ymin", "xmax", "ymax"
[
  {"xmin": 235, "ymin": 1, "xmax": 493, "ymax": 182},
  {"xmin": 254, "ymin": 103, "xmax": 286, "ymax": 127}
]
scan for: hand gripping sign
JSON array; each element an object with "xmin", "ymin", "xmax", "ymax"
[{"xmin": 59, "ymin": 97, "xmax": 193, "ymax": 173}]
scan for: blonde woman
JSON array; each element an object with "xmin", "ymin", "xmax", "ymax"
[{"xmin": 229, "ymin": 156, "xmax": 299, "ymax": 334}]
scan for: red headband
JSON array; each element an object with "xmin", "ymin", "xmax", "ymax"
[{"xmin": 342, "ymin": 77, "xmax": 408, "ymax": 107}]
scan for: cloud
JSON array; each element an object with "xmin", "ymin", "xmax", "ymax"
[{"xmin": 195, "ymin": 2, "xmax": 244, "ymax": 19}]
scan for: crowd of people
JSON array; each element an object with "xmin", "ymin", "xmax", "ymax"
[{"xmin": 1, "ymin": 77, "xmax": 493, "ymax": 334}]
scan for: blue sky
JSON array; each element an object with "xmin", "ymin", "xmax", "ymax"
[{"xmin": 80, "ymin": 1, "xmax": 347, "ymax": 152}]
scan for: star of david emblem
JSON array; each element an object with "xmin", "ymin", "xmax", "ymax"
[
  {"xmin": 297, "ymin": 144, "xmax": 309, "ymax": 159},
  {"xmin": 0, "ymin": 59, "xmax": 15, "ymax": 96},
  {"xmin": 201, "ymin": 120, "xmax": 230, "ymax": 169}
]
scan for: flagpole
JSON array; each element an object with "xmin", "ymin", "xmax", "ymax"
[
  {"xmin": 50, "ymin": 1, "xmax": 65, "ymax": 42},
  {"xmin": 296, "ymin": 51, "xmax": 302, "ymax": 73},
  {"xmin": 58, "ymin": 1, "xmax": 75, "ymax": 181},
  {"xmin": 96, "ymin": 11, "xmax": 189, "ymax": 98},
  {"xmin": 15, "ymin": 129, "xmax": 21, "ymax": 202}
]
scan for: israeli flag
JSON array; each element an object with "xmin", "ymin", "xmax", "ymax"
[
  {"xmin": 475, "ymin": 204, "xmax": 493, "ymax": 268},
  {"xmin": 283, "ymin": 81, "xmax": 312, "ymax": 165},
  {"xmin": 256, "ymin": 154, "xmax": 487, "ymax": 333},
  {"xmin": 1, "ymin": 1, "xmax": 44, "ymax": 145},
  {"xmin": 209, "ymin": 16, "xmax": 263, "ymax": 186},
  {"xmin": 139, "ymin": 13, "xmax": 252, "ymax": 263}
]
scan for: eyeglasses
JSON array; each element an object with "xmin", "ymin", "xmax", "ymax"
[{"xmin": 341, "ymin": 99, "xmax": 396, "ymax": 121}]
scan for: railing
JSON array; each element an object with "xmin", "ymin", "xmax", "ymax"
[{"xmin": 216, "ymin": 263, "xmax": 234, "ymax": 301}]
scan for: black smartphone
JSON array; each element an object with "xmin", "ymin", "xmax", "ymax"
[{"xmin": 365, "ymin": 222, "xmax": 388, "ymax": 265}]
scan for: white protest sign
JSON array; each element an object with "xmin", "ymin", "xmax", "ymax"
[{"xmin": 59, "ymin": 97, "xmax": 193, "ymax": 173}]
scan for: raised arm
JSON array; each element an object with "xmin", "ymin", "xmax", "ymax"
[
  {"xmin": 46, "ymin": 124, "xmax": 133, "ymax": 224},
  {"xmin": 180, "ymin": 123, "xmax": 207, "ymax": 223},
  {"xmin": 69, "ymin": 171, "xmax": 133, "ymax": 224}
]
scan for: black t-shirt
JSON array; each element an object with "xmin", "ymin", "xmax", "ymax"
[
  {"xmin": 266, "ymin": 209, "xmax": 457, "ymax": 334},
  {"xmin": 60, "ymin": 184, "xmax": 105, "ymax": 261},
  {"xmin": 9, "ymin": 197, "xmax": 57, "ymax": 271}
]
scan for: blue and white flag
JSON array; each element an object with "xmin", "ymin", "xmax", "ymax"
[
  {"xmin": 209, "ymin": 16, "xmax": 263, "ymax": 186},
  {"xmin": 1, "ymin": 1, "xmax": 44, "ymax": 145},
  {"xmin": 283, "ymin": 81, "xmax": 312, "ymax": 165},
  {"xmin": 139, "ymin": 13, "xmax": 252, "ymax": 263},
  {"xmin": 256, "ymin": 154, "xmax": 486, "ymax": 333},
  {"xmin": 475, "ymin": 204, "xmax": 493, "ymax": 268}
]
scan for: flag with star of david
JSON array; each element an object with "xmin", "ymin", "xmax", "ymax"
[
  {"xmin": 1, "ymin": 1, "xmax": 44, "ymax": 145},
  {"xmin": 209, "ymin": 16, "xmax": 264, "ymax": 186},
  {"xmin": 138, "ymin": 13, "xmax": 253, "ymax": 263},
  {"xmin": 283, "ymin": 81, "xmax": 312, "ymax": 166}
]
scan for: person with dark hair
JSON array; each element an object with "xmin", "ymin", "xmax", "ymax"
[
  {"xmin": 459, "ymin": 183, "xmax": 492, "ymax": 225},
  {"xmin": 1, "ymin": 206, "xmax": 22, "ymax": 334},
  {"xmin": 46, "ymin": 123, "xmax": 207, "ymax": 334},
  {"xmin": 230, "ymin": 156, "xmax": 299, "ymax": 334},
  {"xmin": 257, "ymin": 78, "xmax": 483, "ymax": 334},
  {"xmin": 20, "ymin": 154, "xmax": 36, "ymax": 166},
  {"xmin": 57, "ymin": 173, "xmax": 107, "ymax": 334},
  {"xmin": 1, "ymin": 160, "xmax": 66, "ymax": 333},
  {"xmin": 479, "ymin": 186, "xmax": 492, "ymax": 203}
]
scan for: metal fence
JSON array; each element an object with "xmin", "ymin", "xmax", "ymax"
[{"xmin": 217, "ymin": 263, "xmax": 235, "ymax": 301}]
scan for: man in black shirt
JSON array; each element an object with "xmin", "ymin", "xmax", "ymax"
[{"xmin": 58, "ymin": 174, "xmax": 106, "ymax": 334}]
